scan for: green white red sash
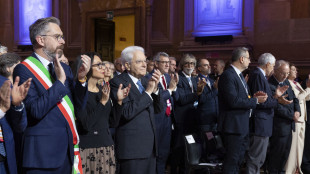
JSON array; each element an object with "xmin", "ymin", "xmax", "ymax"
[{"xmin": 22, "ymin": 56, "xmax": 83, "ymax": 174}]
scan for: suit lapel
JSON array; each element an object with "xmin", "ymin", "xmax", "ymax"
[{"xmin": 122, "ymin": 73, "xmax": 142, "ymax": 96}]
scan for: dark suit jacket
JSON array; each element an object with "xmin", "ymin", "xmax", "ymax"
[
  {"xmin": 247, "ymin": 68, "xmax": 278, "ymax": 137},
  {"xmin": 196, "ymin": 73, "xmax": 218, "ymax": 128},
  {"xmin": 76, "ymin": 91, "xmax": 122, "ymax": 148},
  {"xmin": 218, "ymin": 66, "xmax": 257, "ymax": 135},
  {"xmin": 109, "ymin": 72, "xmax": 161, "ymax": 159},
  {"xmin": 145, "ymin": 72, "xmax": 175, "ymax": 119},
  {"xmin": 268, "ymin": 76, "xmax": 300, "ymax": 136},
  {"xmin": 0, "ymin": 76, "xmax": 27, "ymax": 174},
  {"xmin": 174, "ymin": 71, "xmax": 198, "ymax": 129},
  {"xmin": 13, "ymin": 53, "xmax": 88, "ymax": 168}
]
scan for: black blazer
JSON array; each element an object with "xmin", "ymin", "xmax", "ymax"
[
  {"xmin": 76, "ymin": 91, "xmax": 121, "ymax": 148},
  {"xmin": 109, "ymin": 72, "xmax": 161, "ymax": 159},
  {"xmin": 196, "ymin": 73, "xmax": 219, "ymax": 128},
  {"xmin": 174, "ymin": 71, "xmax": 198, "ymax": 128},
  {"xmin": 218, "ymin": 66, "xmax": 257, "ymax": 135},
  {"xmin": 247, "ymin": 68, "xmax": 278, "ymax": 137},
  {"xmin": 268, "ymin": 76, "xmax": 300, "ymax": 136}
]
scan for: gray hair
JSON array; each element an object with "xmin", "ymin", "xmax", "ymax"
[
  {"xmin": 29, "ymin": 17, "xmax": 61, "ymax": 46},
  {"xmin": 153, "ymin": 52, "xmax": 169, "ymax": 62},
  {"xmin": 0, "ymin": 53, "xmax": 21, "ymax": 77},
  {"xmin": 231, "ymin": 47, "xmax": 249, "ymax": 62},
  {"xmin": 179, "ymin": 53, "xmax": 197, "ymax": 68},
  {"xmin": 169, "ymin": 57, "xmax": 176, "ymax": 63},
  {"xmin": 274, "ymin": 60, "xmax": 289, "ymax": 70},
  {"xmin": 0, "ymin": 45, "xmax": 8, "ymax": 54},
  {"xmin": 258, "ymin": 53, "xmax": 276, "ymax": 66},
  {"xmin": 121, "ymin": 46, "xmax": 144, "ymax": 64},
  {"xmin": 197, "ymin": 58, "xmax": 208, "ymax": 67}
]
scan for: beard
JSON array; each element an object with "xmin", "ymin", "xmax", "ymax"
[
  {"xmin": 183, "ymin": 68, "xmax": 194, "ymax": 75},
  {"xmin": 43, "ymin": 45, "xmax": 64, "ymax": 61}
]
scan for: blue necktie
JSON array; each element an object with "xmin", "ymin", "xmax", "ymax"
[
  {"xmin": 0, "ymin": 142, "xmax": 5, "ymax": 157},
  {"xmin": 137, "ymin": 80, "xmax": 145, "ymax": 94}
]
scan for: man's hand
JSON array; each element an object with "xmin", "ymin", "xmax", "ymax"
[
  {"xmin": 277, "ymin": 94, "xmax": 293, "ymax": 105},
  {"xmin": 0, "ymin": 80, "xmax": 11, "ymax": 113},
  {"xmin": 11, "ymin": 76, "xmax": 32, "ymax": 106},
  {"xmin": 145, "ymin": 70, "xmax": 161, "ymax": 94},
  {"xmin": 253, "ymin": 91, "xmax": 268, "ymax": 103},
  {"xmin": 117, "ymin": 83, "xmax": 131, "ymax": 105},
  {"xmin": 168, "ymin": 73, "xmax": 179, "ymax": 91},
  {"xmin": 197, "ymin": 78, "xmax": 207, "ymax": 95},
  {"xmin": 77, "ymin": 55, "xmax": 91, "ymax": 81},
  {"xmin": 293, "ymin": 111, "xmax": 302, "ymax": 123},
  {"xmin": 213, "ymin": 77, "xmax": 219, "ymax": 89},
  {"xmin": 54, "ymin": 52, "xmax": 66, "ymax": 84},
  {"xmin": 274, "ymin": 85, "xmax": 289, "ymax": 98}
]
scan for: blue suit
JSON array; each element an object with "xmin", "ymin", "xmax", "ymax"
[
  {"xmin": 267, "ymin": 76, "xmax": 300, "ymax": 173},
  {"xmin": 248, "ymin": 68, "xmax": 278, "ymax": 137},
  {"xmin": 196, "ymin": 73, "xmax": 218, "ymax": 129},
  {"xmin": 170, "ymin": 71, "xmax": 198, "ymax": 174},
  {"xmin": 13, "ymin": 53, "xmax": 88, "ymax": 173},
  {"xmin": 218, "ymin": 66, "xmax": 257, "ymax": 174},
  {"xmin": 246, "ymin": 68, "xmax": 278, "ymax": 173},
  {"xmin": 145, "ymin": 72, "xmax": 174, "ymax": 174},
  {"xmin": 0, "ymin": 76, "xmax": 27, "ymax": 174}
]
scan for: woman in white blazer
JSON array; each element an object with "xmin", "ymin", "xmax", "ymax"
[{"xmin": 285, "ymin": 64, "xmax": 310, "ymax": 174}]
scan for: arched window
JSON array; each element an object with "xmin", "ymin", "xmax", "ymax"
[
  {"xmin": 192, "ymin": 0, "xmax": 243, "ymax": 36},
  {"xmin": 14, "ymin": 0, "xmax": 52, "ymax": 45}
]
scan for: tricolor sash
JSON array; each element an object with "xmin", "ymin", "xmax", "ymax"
[{"xmin": 22, "ymin": 56, "xmax": 83, "ymax": 174}]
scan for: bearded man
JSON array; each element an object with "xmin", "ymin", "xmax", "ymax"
[{"xmin": 13, "ymin": 17, "xmax": 91, "ymax": 173}]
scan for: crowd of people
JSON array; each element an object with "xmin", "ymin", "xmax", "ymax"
[{"xmin": 1, "ymin": 16, "xmax": 310, "ymax": 174}]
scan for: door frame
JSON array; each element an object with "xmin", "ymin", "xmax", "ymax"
[{"xmin": 82, "ymin": 7, "xmax": 144, "ymax": 54}]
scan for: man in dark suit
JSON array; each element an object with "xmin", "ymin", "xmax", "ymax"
[
  {"xmin": 109, "ymin": 46, "xmax": 161, "ymax": 174},
  {"xmin": 218, "ymin": 47, "xmax": 268, "ymax": 174},
  {"xmin": 0, "ymin": 53, "xmax": 31, "ymax": 174},
  {"xmin": 267, "ymin": 60, "xmax": 300, "ymax": 174},
  {"xmin": 196, "ymin": 58, "xmax": 220, "ymax": 161},
  {"xmin": 210, "ymin": 59, "xmax": 225, "ymax": 81},
  {"xmin": 114, "ymin": 57, "xmax": 124, "ymax": 76},
  {"xmin": 145, "ymin": 52, "xmax": 178, "ymax": 174},
  {"xmin": 246, "ymin": 53, "xmax": 290, "ymax": 174},
  {"xmin": 13, "ymin": 17, "xmax": 91, "ymax": 173},
  {"xmin": 170, "ymin": 54, "xmax": 206, "ymax": 174}
]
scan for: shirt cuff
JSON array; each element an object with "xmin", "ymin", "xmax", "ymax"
[
  {"xmin": 0, "ymin": 109, "xmax": 5, "ymax": 119},
  {"xmin": 13, "ymin": 102, "xmax": 24, "ymax": 112}
]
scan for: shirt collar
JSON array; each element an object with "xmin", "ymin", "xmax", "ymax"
[
  {"xmin": 258, "ymin": 67, "xmax": 266, "ymax": 77},
  {"xmin": 230, "ymin": 64, "xmax": 242, "ymax": 76},
  {"xmin": 35, "ymin": 52, "xmax": 51, "ymax": 70},
  {"xmin": 182, "ymin": 71, "xmax": 191, "ymax": 78},
  {"xmin": 128, "ymin": 73, "xmax": 139, "ymax": 84}
]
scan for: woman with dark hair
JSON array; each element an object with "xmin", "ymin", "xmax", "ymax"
[
  {"xmin": 285, "ymin": 64, "xmax": 310, "ymax": 173},
  {"xmin": 73, "ymin": 52, "xmax": 130, "ymax": 174}
]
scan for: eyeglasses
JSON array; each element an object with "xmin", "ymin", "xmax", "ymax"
[
  {"xmin": 184, "ymin": 62, "xmax": 195, "ymax": 66},
  {"xmin": 157, "ymin": 61, "xmax": 171, "ymax": 65},
  {"xmin": 92, "ymin": 63, "xmax": 105, "ymax": 69},
  {"xmin": 41, "ymin": 34, "xmax": 65, "ymax": 42}
]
